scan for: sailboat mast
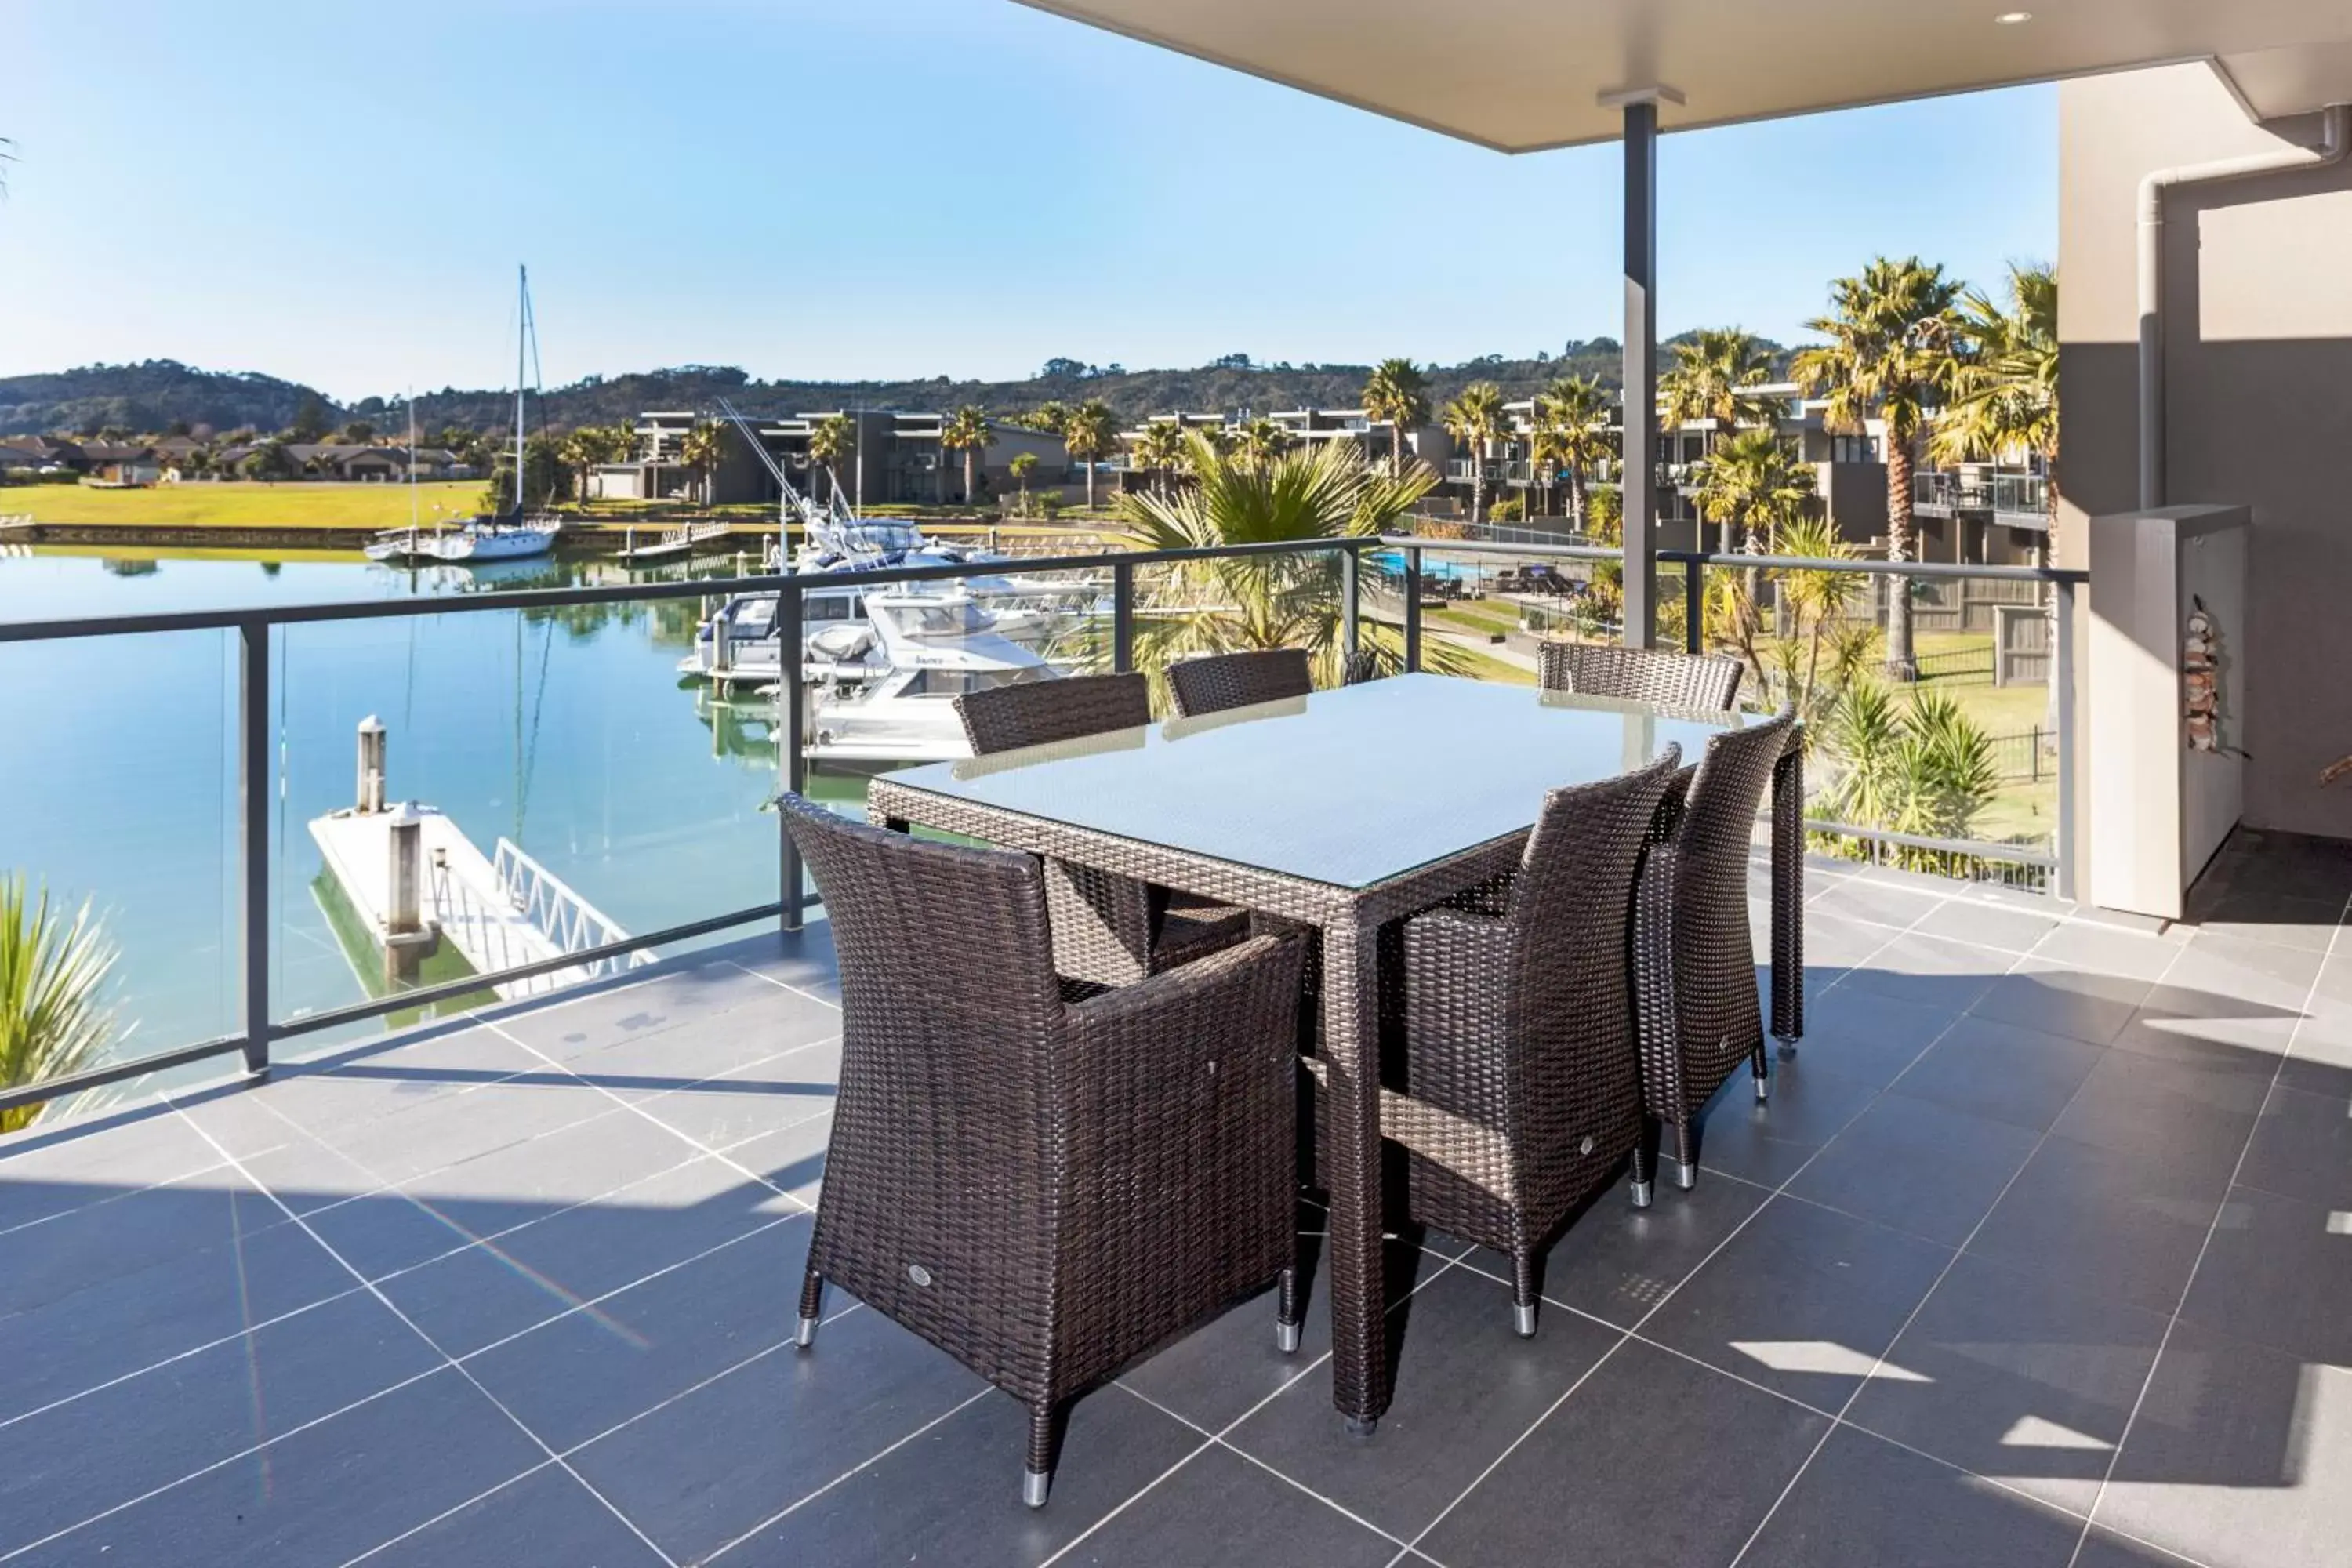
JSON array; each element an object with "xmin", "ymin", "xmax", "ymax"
[{"xmin": 514, "ymin": 265, "xmax": 528, "ymax": 517}]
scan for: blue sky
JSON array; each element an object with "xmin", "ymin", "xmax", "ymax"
[{"xmin": 0, "ymin": 1, "xmax": 2054, "ymax": 401}]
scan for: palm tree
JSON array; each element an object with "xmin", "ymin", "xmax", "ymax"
[
  {"xmin": 1692, "ymin": 427, "xmax": 1818, "ymax": 662},
  {"xmin": 678, "ymin": 420, "xmax": 728, "ymax": 507},
  {"xmin": 1027, "ymin": 401, "xmax": 1069, "ymax": 434},
  {"xmin": 1116, "ymin": 434, "xmax": 1451, "ymax": 690},
  {"xmin": 1, "ymin": 877, "xmax": 121, "ymax": 1135},
  {"xmin": 1440, "ymin": 381, "xmax": 1504, "ymax": 525},
  {"xmin": 941, "ymin": 405, "xmax": 994, "ymax": 506},
  {"xmin": 1009, "ymin": 451, "xmax": 1039, "ymax": 514},
  {"xmin": 1062, "ymin": 399, "xmax": 1115, "ymax": 513},
  {"xmin": 1131, "ymin": 420, "xmax": 1192, "ymax": 500},
  {"xmin": 1794, "ymin": 258, "xmax": 1965, "ymax": 681},
  {"xmin": 808, "ymin": 413, "xmax": 857, "ymax": 503},
  {"xmin": 1361, "ymin": 358, "xmax": 1431, "ymax": 480},
  {"xmin": 1234, "ymin": 418, "xmax": 1290, "ymax": 470},
  {"xmin": 1690, "ymin": 427, "xmax": 1815, "ymax": 556},
  {"xmin": 1661, "ymin": 328, "xmax": 1782, "ymax": 553},
  {"xmin": 1535, "ymin": 374, "xmax": 1613, "ymax": 530},
  {"xmin": 1935, "ymin": 262, "xmax": 2060, "ymax": 724}
]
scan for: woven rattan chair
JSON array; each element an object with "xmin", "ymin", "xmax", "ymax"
[
  {"xmin": 953, "ymin": 672, "xmax": 1150, "ymax": 755},
  {"xmin": 1629, "ymin": 710, "xmax": 1799, "ymax": 1202},
  {"xmin": 953, "ymin": 673, "xmax": 1250, "ymax": 986},
  {"xmin": 1387, "ymin": 750, "xmax": 1681, "ymax": 1337},
  {"xmin": 779, "ymin": 793, "xmax": 1307, "ymax": 1509},
  {"xmin": 1340, "ymin": 648, "xmax": 1383, "ymax": 686},
  {"xmin": 1537, "ymin": 642, "xmax": 1744, "ymax": 712},
  {"xmin": 1167, "ymin": 648, "xmax": 1313, "ymax": 717}
]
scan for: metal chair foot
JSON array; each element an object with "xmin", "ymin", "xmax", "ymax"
[
  {"xmin": 1276, "ymin": 1320, "xmax": 1301, "ymax": 1355},
  {"xmin": 1513, "ymin": 1302, "xmax": 1538, "ymax": 1338},
  {"xmin": 1754, "ymin": 1076, "xmax": 1770, "ymax": 1105},
  {"xmin": 794, "ymin": 1315, "xmax": 818, "ymax": 1350},
  {"xmin": 1777, "ymin": 1036, "xmax": 1800, "ymax": 1060},
  {"xmin": 1345, "ymin": 1416, "xmax": 1378, "ymax": 1439},
  {"xmin": 1673, "ymin": 1159, "xmax": 1697, "ymax": 1192},
  {"xmin": 1022, "ymin": 1468, "xmax": 1051, "ymax": 1509},
  {"xmin": 1630, "ymin": 1178, "xmax": 1654, "ymax": 1209}
]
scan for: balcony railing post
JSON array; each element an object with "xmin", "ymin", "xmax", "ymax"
[
  {"xmin": 1682, "ymin": 561, "xmax": 1704, "ymax": 655},
  {"xmin": 1403, "ymin": 546, "xmax": 1423, "ymax": 673},
  {"xmin": 2054, "ymin": 578, "xmax": 2078, "ymax": 903},
  {"xmin": 238, "ymin": 617, "xmax": 270, "ymax": 1076},
  {"xmin": 1339, "ymin": 544, "xmax": 1360, "ymax": 660},
  {"xmin": 779, "ymin": 578, "xmax": 806, "ymax": 931},
  {"xmin": 1112, "ymin": 560, "xmax": 1134, "ymax": 674}
]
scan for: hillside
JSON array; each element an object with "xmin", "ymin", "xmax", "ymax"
[{"xmin": 0, "ymin": 335, "xmax": 1786, "ymax": 437}]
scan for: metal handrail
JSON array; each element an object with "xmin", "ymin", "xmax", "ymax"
[{"xmin": 0, "ymin": 527, "xmax": 2082, "ymax": 1116}]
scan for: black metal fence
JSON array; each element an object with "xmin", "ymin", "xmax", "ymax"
[{"xmin": 0, "ymin": 532, "xmax": 2086, "ymax": 1116}]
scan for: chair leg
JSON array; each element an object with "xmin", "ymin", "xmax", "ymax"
[
  {"xmin": 1630, "ymin": 1115, "xmax": 1660, "ymax": 1209},
  {"xmin": 1276, "ymin": 1266, "xmax": 1303, "ymax": 1354},
  {"xmin": 1023, "ymin": 1402, "xmax": 1056, "ymax": 1509},
  {"xmin": 1751, "ymin": 1044, "xmax": 1772, "ymax": 1105},
  {"xmin": 1672, "ymin": 1120, "xmax": 1699, "ymax": 1191},
  {"xmin": 795, "ymin": 1269, "xmax": 823, "ymax": 1350},
  {"xmin": 1511, "ymin": 1251, "xmax": 1539, "ymax": 1338}
]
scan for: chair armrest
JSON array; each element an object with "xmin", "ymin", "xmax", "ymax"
[{"xmin": 1064, "ymin": 933, "xmax": 1306, "ymax": 1062}]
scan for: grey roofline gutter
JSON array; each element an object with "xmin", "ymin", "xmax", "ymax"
[{"xmin": 2137, "ymin": 103, "xmax": 2347, "ymax": 511}]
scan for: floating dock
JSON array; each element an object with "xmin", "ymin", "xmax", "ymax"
[
  {"xmin": 310, "ymin": 717, "xmax": 650, "ymax": 1000},
  {"xmin": 616, "ymin": 521, "xmax": 738, "ymax": 561}
]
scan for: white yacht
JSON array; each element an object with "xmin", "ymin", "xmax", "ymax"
[
  {"xmin": 365, "ymin": 267, "xmax": 561, "ymax": 566},
  {"xmin": 799, "ymin": 589, "xmax": 1058, "ymax": 764}
]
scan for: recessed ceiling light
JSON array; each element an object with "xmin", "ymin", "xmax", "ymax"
[{"xmin": 1994, "ymin": 10, "xmax": 2032, "ymax": 22}]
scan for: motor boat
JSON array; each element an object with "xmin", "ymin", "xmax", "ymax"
[{"xmin": 797, "ymin": 588, "xmax": 1060, "ymax": 764}]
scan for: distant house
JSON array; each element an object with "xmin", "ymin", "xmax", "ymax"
[
  {"xmin": 406, "ymin": 448, "xmax": 470, "ymax": 481},
  {"xmin": 285, "ymin": 444, "xmax": 409, "ymax": 482},
  {"xmin": 76, "ymin": 442, "xmax": 163, "ymax": 485},
  {"xmin": 0, "ymin": 435, "xmax": 89, "ymax": 473}
]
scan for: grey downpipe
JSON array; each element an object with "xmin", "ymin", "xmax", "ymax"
[{"xmin": 2138, "ymin": 103, "xmax": 2348, "ymax": 510}]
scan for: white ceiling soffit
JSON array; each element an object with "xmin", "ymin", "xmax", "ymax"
[
  {"xmin": 2217, "ymin": 42, "xmax": 2352, "ymax": 122},
  {"xmin": 1014, "ymin": 0, "xmax": 2352, "ymax": 151}
]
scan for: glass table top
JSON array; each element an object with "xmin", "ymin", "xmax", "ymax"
[{"xmin": 880, "ymin": 673, "xmax": 1744, "ymax": 890}]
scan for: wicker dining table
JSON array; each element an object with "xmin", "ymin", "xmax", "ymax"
[{"xmin": 864, "ymin": 673, "xmax": 1805, "ymax": 1434}]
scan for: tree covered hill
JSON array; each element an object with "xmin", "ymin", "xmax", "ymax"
[{"xmin": 0, "ymin": 335, "xmax": 1783, "ymax": 438}]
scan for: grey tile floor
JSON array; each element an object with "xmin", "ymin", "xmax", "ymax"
[{"xmin": 3, "ymin": 829, "xmax": 2349, "ymax": 1566}]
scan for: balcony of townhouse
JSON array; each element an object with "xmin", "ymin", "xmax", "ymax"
[
  {"xmin": 1915, "ymin": 469, "xmax": 2052, "ymax": 532},
  {"xmin": 8, "ymin": 524, "xmax": 2352, "ymax": 1566}
]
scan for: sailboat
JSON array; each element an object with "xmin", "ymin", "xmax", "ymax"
[{"xmin": 367, "ymin": 267, "xmax": 562, "ymax": 564}]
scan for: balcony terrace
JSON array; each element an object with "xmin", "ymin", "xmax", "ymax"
[{"xmin": 6, "ymin": 830, "xmax": 2347, "ymax": 1567}]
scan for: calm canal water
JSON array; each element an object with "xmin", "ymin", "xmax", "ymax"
[{"xmin": 0, "ymin": 545, "xmax": 827, "ymax": 1090}]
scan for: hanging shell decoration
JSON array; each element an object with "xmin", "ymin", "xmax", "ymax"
[{"xmin": 2183, "ymin": 597, "xmax": 2220, "ymax": 753}]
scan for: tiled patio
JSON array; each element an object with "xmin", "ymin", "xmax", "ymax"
[{"xmin": 4, "ymin": 832, "xmax": 2350, "ymax": 1567}]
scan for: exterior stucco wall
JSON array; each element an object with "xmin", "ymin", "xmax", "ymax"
[{"xmin": 2061, "ymin": 63, "xmax": 2352, "ymax": 840}]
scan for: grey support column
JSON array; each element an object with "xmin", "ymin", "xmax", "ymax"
[{"xmin": 1617, "ymin": 96, "xmax": 1663, "ymax": 648}]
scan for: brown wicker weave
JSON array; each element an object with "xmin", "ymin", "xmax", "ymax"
[
  {"xmin": 953, "ymin": 672, "xmax": 1150, "ymax": 755},
  {"xmin": 1628, "ymin": 709, "xmax": 1799, "ymax": 1202},
  {"xmin": 1167, "ymin": 648, "xmax": 1314, "ymax": 717},
  {"xmin": 779, "ymin": 793, "xmax": 1306, "ymax": 1508},
  {"xmin": 1390, "ymin": 750, "xmax": 1681, "ymax": 1337},
  {"xmin": 952, "ymin": 673, "xmax": 1250, "ymax": 986},
  {"xmin": 865, "ymin": 687, "xmax": 1808, "ymax": 1436},
  {"xmin": 1537, "ymin": 642, "xmax": 1744, "ymax": 712}
]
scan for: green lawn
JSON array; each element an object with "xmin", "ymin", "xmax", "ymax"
[
  {"xmin": 3, "ymin": 481, "xmax": 491, "ymax": 531},
  {"xmin": 1426, "ymin": 601, "xmax": 1524, "ymax": 639}
]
